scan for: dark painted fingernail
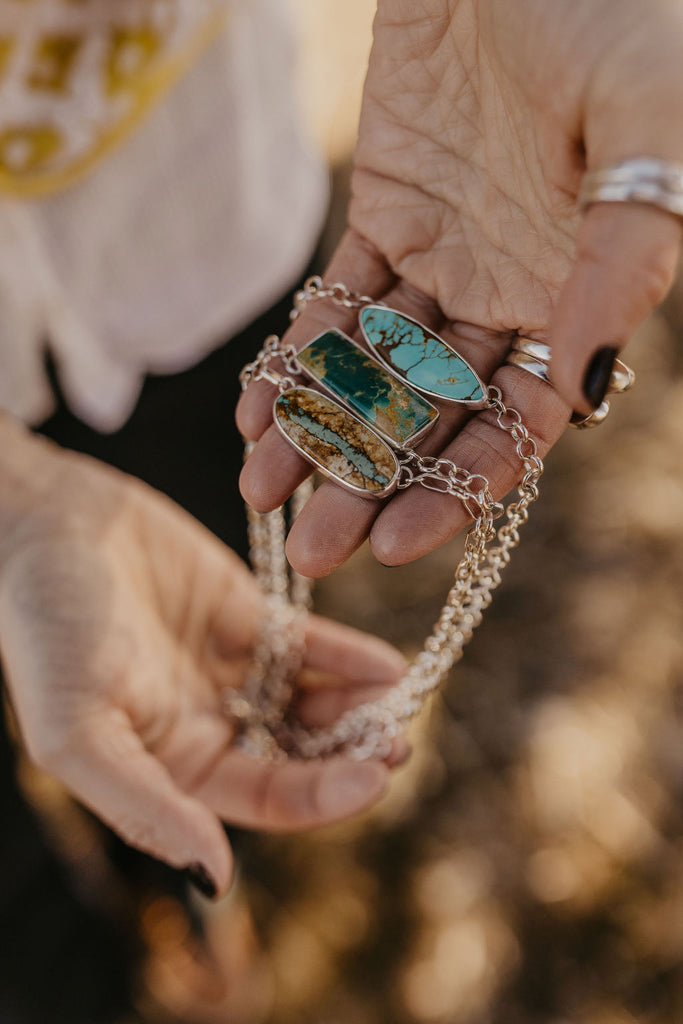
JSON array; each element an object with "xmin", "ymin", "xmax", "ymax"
[
  {"xmin": 185, "ymin": 863, "xmax": 217, "ymax": 899},
  {"xmin": 583, "ymin": 346, "xmax": 618, "ymax": 409}
]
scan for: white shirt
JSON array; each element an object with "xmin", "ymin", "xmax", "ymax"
[{"xmin": 0, "ymin": 0, "xmax": 328, "ymax": 430}]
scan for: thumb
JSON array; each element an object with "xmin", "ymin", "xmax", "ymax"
[
  {"xmin": 43, "ymin": 709, "xmax": 233, "ymax": 897},
  {"xmin": 549, "ymin": 202, "xmax": 681, "ymax": 416}
]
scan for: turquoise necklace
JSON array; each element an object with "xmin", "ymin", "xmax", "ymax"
[{"xmin": 232, "ymin": 279, "xmax": 543, "ymax": 760}]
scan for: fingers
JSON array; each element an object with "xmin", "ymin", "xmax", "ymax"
[
  {"xmin": 295, "ymin": 612, "xmax": 407, "ymax": 728},
  {"xmin": 283, "ymin": 332, "xmax": 563, "ymax": 572},
  {"xmin": 284, "ymin": 480, "xmax": 380, "ymax": 576},
  {"xmin": 551, "ymin": 11, "xmax": 683, "ymax": 414},
  {"xmin": 243, "ymin": 355, "xmax": 567, "ymax": 574},
  {"xmin": 39, "ymin": 709, "xmax": 233, "ymax": 896},
  {"xmin": 303, "ymin": 613, "xmax": 407, "ymax": 684},
  {"xmin": 192, "ymin": 750, "xmax": 389, "ymax": 832},
  {"xmin": 369, "ymin": 362, "xmax": 570, "ymax": 565},
  {"xmin": 253, "ymin": 288, "xmax": 509, "ymax": 574},
  {"xmin": 239, "ymin": 425, "xmax": 313, "ymax": 513},
  {"xmin": 203, "ymin": 616, "xmax": 404, "ymax": 817},
  {"xmin": 549, "ymin": 203, "xmax": 681, "ymax": 415},
  {"xmin": 238, "ymin": 232, "xmax": 397, "ymax": 514}
]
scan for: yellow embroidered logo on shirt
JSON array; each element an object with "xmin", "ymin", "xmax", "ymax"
[
  {"xmin": 27, "ymin": 33, "xmax": 82, "ymax": 93},
  {"xmin": 0, "ymin": 0, "xmax": 228, "ymax": 197}
]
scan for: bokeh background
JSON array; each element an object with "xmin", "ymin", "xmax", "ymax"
[{"xmin": 9, "ymin": 2, "xmax": 683, "ymax": 1022}]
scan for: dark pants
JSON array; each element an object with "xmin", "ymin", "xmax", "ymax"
[{"xmin": 0, "ymin": 279, "xmax": 301, "ymax": 1023}]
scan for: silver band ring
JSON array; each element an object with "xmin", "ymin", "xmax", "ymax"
[
  {"xmin": 506, "ymin": 349, "xmax": 552, "ymax": 384},
  {"xmin": 570, "ymin": 402, "xmax": 611, "ymax": 430},
  {"xmin": 510, "ymin": 336, "xmax": 554, "ymax": 363},
  {"xmin": 510, "ymin": 337, "xmax": 635, "ymax": 394},
  {"xmin": 504, "ymin": 337, "xmax": 635, "ymax": 430},
  {"xmin": 579, "ymin": 158, "xmax": 683, "ymax": 218}
]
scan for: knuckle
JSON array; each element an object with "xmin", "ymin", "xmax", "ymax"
[{"xmin": 462, "ymin": 426, "xmax": 519, "ymax": 488}]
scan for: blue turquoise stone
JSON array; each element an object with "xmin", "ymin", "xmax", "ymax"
[
  {"xmin": 297, "ymin": 329, "xmax": 437, "ymax": 448},
  {"xmin": 359, "ymin": 306, "xmax": 486, "ymax": 406},
  {"xmin": 274, "ymin": 388, "xmax": 399, "ymax": 497}
]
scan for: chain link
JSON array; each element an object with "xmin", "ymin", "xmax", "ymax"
[
  {"xmin": 232, "ymin": 284, "xmax": 544, "ymax": 759},
  {"xmin": 290, "ymin": 275, "xmax": 379, "ymax": 320},
  {"xmin": 239, "ymin": 334, "xmax": 300, "ymax": 392}
]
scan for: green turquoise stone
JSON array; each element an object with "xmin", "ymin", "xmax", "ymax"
[
  {"xmin": 359, "ymin": 306, "xmax": 487, "ymax": 406},
  {"xmin": 274, "ymin": 387, "xmax": 399, "ymax": 498},
  {"xmin": 297, "ymin": 329, "xmax": 437, "ymax": 448}
]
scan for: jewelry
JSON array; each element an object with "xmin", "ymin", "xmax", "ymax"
[
  {"xmin": 232, "ymin": 278, "xmax": 544, "ymax": 760},
  {"xmin": 505, "ymin": 336, "xmax": 635, "ymax": 430},
  {"xmin": 579, "ymin": 157, "xmax": 683, "ymax": 218}
]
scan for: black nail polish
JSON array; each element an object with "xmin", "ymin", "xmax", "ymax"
[
  {"xmin": 185, "ymin": 862, "xmax": 217, "ymax": 899},
  {"xmin": 583, "ymin": 346, "xmax": 618, "ymax": 409}
]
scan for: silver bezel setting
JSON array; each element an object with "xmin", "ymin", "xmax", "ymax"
[
  {"xmin": 359, "ymin": 305, "xmax": 490, "ymax": 410},
  {"xmin": 273, "ymin": 386, "xmax": 400, "ymax": 500},
  {"xmin": 295, "ymin": 328, "xmax": 439, "ymax": 451}
]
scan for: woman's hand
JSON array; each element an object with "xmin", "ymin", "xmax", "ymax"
[
  {"xmin": 238, "ymin": 0, "xmax": 683, "ymax": 577},
  {"xmin": 0, "ymin": 420, "xmax": 407, "ymax": 897}
]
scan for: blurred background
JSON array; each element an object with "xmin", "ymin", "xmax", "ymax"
[{"xmin": 8, "ymin": 1, "xmax": 683, "ymax": 1022}]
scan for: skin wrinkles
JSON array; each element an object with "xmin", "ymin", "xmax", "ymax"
[
  {"xmin": 352, "ymin": 167, "xmax": 566, "ymax": 332},
  {"xmin": 352, "ymin": 171, "xmax": 571, "ymax": 337},
  {"xmin": 352, "ymin": 1, "xmax": 578, "ymax": 331},
  {"xmin": 239, "ymin": 0, "xmax": 683, "ymax": 573},
  {"xmin": 1, "ymin": 428, "xmax": 411, "ymax": 889}
]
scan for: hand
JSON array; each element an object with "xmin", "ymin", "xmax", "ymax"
[
  {"xmin": 0, "ymin": 426, "xmax": 407, "ymax": 896},
  {"xmin": 238, "ymin": 0, "xmax": 683, "ymax": 577}
]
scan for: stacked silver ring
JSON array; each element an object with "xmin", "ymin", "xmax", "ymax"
[
  {"xmin": 505, "ymin": 338, "xmax": 635, "ymax": 429},
  {"xmin": 503, "ymin": 156, "xmax": 683, "ymax": 427},
  {"xmin": 579, "ymin": 158, "xmax": 683, "ymax": 216}
]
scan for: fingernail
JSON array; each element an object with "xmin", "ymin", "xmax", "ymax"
[
  {"xmin": 185, "ymin": 862, "xmax": 217, "ymax": 899},
  {"xmin": 319, "ymin": 761, "xmax": 388, "ymax": 818},
  {"xmin": 583, "ymin": 346, "xmax": 618, "ymax": 409}
]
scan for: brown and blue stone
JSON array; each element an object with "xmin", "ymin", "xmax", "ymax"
[
  {"xmin": 274, "ymin": 387, "xmax": 399, "ymax": 498},
  {"xmin": 359, "ymin": 305, "xmax": 488, "ymax": 408},
  {"xmin": 296, "ymin": 329, "xmax": 438, "ymax": 448}
]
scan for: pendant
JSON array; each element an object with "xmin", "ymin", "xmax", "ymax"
[
  {"xmin": 359, "ymin": 305, "xmax": 489, "ymax": 408},
  {"xmin": 296, "ymin": 329, "xmax": 438, "ymax": 449},
  {"xmin": 274, "ymin": 387, "xmax": 400, "ymax": 498}
]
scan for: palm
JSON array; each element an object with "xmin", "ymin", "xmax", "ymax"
[
  {"xmin": 0, "ymin": 446, "xmax": 405, "ymax": 890},
  {"xmin": 238, "ymin": 0, "xmax": 683, "ymax": 576},
  {"xmin": 2, "ymin": 454, "xmax": 246, "ymax": 770},
  {"xmin": 79, "ymin": 482, "xmax": 251, "ymax": 792},
  {"xmin": 352, "ymin": 0, "xmax": 579, "ymax": 333}
]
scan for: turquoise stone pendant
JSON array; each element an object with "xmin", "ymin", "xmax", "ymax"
[
  {"xmin": 359, "ymin": 305, "xmax": 489, "ymax": 408},
  {"xmin": 296, "ymin": 329, "xmax": 438, "ymax": 449},
  {"xmin": 274, "ymin": 387, "xmax": 400, "ymax": 498}
]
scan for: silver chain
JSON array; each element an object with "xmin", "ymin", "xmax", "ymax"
[
  {"xmin": 289, "ymin": 275, "xmax": 378, "ymax": 321},
  {"xmin": 229, "ymin": 280, "xmax": 543, "ymax": 760}
]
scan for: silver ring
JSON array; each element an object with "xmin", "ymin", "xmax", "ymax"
[
  {"xmin": 506, "ymin": 349, "xmax": 551, "ymax": 384},
  {"xmin": 579, "ymin": 157, "xmax": 683, "ymax": 218},
  {"xmin": 504, "ymin": 337, "xmax": 635, "ymax": 429},
  {"xmin": 510, "ymin": 336, "xmax": 554, "ymax": 363},
  {"xmin": 570, "ymin": 402, "xmax": 611, "ymax": 430}
]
